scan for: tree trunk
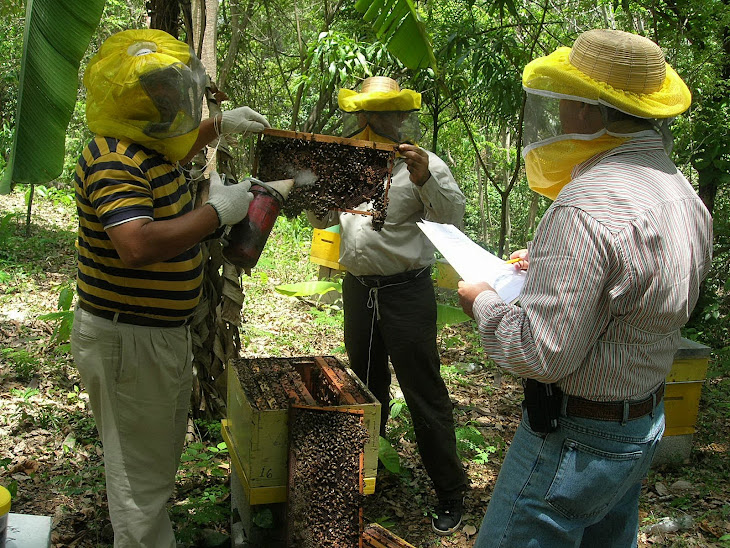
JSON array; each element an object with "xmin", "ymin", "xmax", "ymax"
[
  {"xmin": 498, "ymin": 191, "xmax": 509, "ymax": 257},
  {"xmin": 147, "ymin": 0, "xmax": 181, "ymax": 36},
  {"xmin": 477, "ymin": 158, "xmax": 487, "ymax": 242},
  {"xmin": 501, "ymin": 126, "xmax": 511, "ymax": 253},
  {"xmin": 526, "ymin": 192, "xmax": 539, "ymax": 238},
  {"xmin": 196, "ymin": 0, "xmax": 218, "ymax": 172},
  {"xmin": 431, "ymin": 87, "xmax": 440, "ymax": 155},
  {"xmin": 218, "ymin": 0, "xmax": 256, "ymax": 92},
  {"xmin": 200, "ymin": 0, "xmax": 217, "ymax": 83},
  {"xmin": 183, "ymin": 0, "xmax": 244, "ymax": 418}
]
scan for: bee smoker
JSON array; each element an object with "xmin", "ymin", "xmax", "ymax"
[{"xmin": 222, "ymin": 177, "xmax": 295, "ymax": 269}]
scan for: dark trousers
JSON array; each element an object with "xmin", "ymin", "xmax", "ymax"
[{"xmin": 343, "ymin": 271, "xmax": 467, "ymax": 502}]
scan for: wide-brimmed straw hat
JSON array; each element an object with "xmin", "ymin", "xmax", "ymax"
[
  {"xmin": 338, "ymin": 76, "xmax": 421, "ymax": 112},
  {"xmin": 522, "ymin": 29, "xmax": 691, "ymax": 119}
]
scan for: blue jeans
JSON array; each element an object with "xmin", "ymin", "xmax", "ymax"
[{"xmin": 475, "ymin": 402, "xmax": 664, "ymax": 548}]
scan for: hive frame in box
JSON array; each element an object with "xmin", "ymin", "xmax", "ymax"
[
  {"xmin": 253, "ymin": 128, "xmax": 396, "ymax": 222},
  {"xmin": 362, "ymin": 523, "xmax": 417, "ymax": 548},
  {"xmin": 224, "ymin": 355, "xmax": 381, "ymax": 505},
  {"xmin": 287, "ymin": 405, "xmax": 365, "ymax": 548}
]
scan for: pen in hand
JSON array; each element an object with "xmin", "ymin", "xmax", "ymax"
[{"xmin": 505, "ymin": 258, "xmax": 521, "ymax": 264}]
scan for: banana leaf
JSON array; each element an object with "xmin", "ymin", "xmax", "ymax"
[
  {"xmin": 436, "ymin": 304, "xmax": 471, "ymax": 326},
  {"xmin": 275, "ymin": 280, "xmax": 343, "ymax": 297},
  {"xmin": 1, "ymin": 0, "xmax": 106, "ymax": 194},
  {"xmin": 354, "ymin": 0, "xmax": 437, "ymax": 72}
]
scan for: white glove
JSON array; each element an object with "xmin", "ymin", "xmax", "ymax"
[
  {"xmin": 219, "ymin": 106, "xmax": 271, "ymax": 136},
  {"xmin": 205, "ymin": 171, "xmax": 253, "ymax": 227}
]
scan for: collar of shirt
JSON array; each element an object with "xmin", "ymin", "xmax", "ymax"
[{"xmin": 572, "ymin": 132, "xmax": 666, "ymax": 180}]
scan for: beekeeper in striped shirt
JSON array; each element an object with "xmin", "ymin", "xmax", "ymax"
[
  {"xmin": 458, "ymin": 29, "xmax": 713, "ymax": 547},
  {"xmin": 71, "ymin": 29, "xmax": 270, "ymax": 547}
]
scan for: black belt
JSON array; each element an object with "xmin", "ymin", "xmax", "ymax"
[
  {"xmin": 564, "ymin": 383, "xmax": 665, "ymax": 422},
  {"xmin": 78, "ymin": 301, "xmax": 189, "ymax": 328},
  {"xmin": 353, "ymin": 266, "xmax": 431, "ymax": 288}
]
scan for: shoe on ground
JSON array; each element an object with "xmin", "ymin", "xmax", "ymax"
[{"xmin": 431, "ymin": 497, "xmax": 463, "ymax": 536}]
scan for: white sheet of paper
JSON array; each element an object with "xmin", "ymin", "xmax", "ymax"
[{"xmin": 418, "ymin": 220, "xmax": 525, "ymax": 304}]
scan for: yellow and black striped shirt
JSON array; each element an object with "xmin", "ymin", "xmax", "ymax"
[{"xmin": 74, "ymin": 136, "xmax": 203, "ymax": 323}]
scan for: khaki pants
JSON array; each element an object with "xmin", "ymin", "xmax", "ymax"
[{"xmin": 71, "ymin": 306, "xmax": 193, "ymax": 548}]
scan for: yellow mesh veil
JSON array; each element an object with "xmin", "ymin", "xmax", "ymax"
[{"xmin": 84, "ymin": 29, "xmax": 206, "ymax": 162}]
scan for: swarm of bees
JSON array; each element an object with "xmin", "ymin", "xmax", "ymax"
[{"xmin": 255, "ymin": 132, "xmax": 395, "ymax": 231}]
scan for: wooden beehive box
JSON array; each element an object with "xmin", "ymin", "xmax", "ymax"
[
  {"xmin": 654, "ymin": 337, "xmax": 711, "ymax": 465},
  {"xmin": 663, "ymin": 338, "xmax": 711, "ymax": 437},
  {"xmin": 287, "ymin": 405, "xmax": 367, "ymax": 548},
  {"xmin": 254, "ymin": 129, "xmax": 396, "ymax": 230},
  {"xmin": 224, "ymin": 355, "xmax": 381, "ymax": 505},
  {"xmin": 310, "ymin": 226, "xmax": 343, "ymax": 271},
  {"xmin": 362, "ymin": 523, "xmax": 417, "ymax": 547}
]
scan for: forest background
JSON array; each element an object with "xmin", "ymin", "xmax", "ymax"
[{"xmin": 0, "ymin": 0, "xmax": 728, "ymax": 546}]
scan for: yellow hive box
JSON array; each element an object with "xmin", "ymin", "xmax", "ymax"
[
  {"xmin": 310, "ymin": 228, "xmax": 343, "ymax": 270},
  {"xmin": 663, "ymin": 338, "xmax": 711, "ymax": 437},
  {"xmin": 435, "ymin": 258, "xmax": 460, "ymax": 289},
  {"xmin": 225, "ymin": 356, "xmax": 381, "ymax": 505},
  {"xmin": 653, "ymin": 338, "xmax": 711, "ymax": 464}
]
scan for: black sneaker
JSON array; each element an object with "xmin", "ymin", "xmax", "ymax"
[{"xmin": 431, "ymin": 498, "xmax": 463, "ymax": 536}]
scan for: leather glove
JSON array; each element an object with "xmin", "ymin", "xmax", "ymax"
[
  {"xmin": 219, "ymin": 106, "xmax": 271, "ymax": 136},
  {"xmin": 205, "ymin": 171, "xmax": 253, "ymax": 227}
]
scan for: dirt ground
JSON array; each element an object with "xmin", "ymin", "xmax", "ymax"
[{"xmin": 1, "ymin": 190, "xmax": 729, "ymax": 547}]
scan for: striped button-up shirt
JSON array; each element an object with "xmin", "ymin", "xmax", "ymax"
[
  {"xmin": 473, "ymin": 134, "xmax": 713, "ymax": 400},
  {"xmin": 74, "ymin": 136, "xmax": 203, "ymax": 323}
]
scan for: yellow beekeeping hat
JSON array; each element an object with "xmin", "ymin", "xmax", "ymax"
[
  {"xmin": 523, "ymin": 29, "xmax": 691, "ymax": 119},
  {"xmin": 84, "ymin": 29, "xmax": 207, "ymax": 162},
  {"xmin": 338, "ymin": 76, "xmax": 421, "ymax": 112}
]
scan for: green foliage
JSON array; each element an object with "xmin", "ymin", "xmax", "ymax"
[
  {"xmin": 378, "ymin": 435, "xmax": 402, "ymax": 474},
  {"xmin": 39, "ymin": 285, "xmax": 75, "ymax": 348},
  {"xmin": 28, "ymin": 184, "xmax": 75, "ymax": 207},
  {"xmin": 254, "ymin": 216, "xmax": 315, "ymax": 279},
  {"xmin": 0, "ymin": 191, "xmax": 76, "ymax": 283},
  {"xmin": 304, "ymin": 31, "xmax": 373, "ymax": 88},
  {"xmin": 0, "ymin": 458, "xmax": 17, "ymax": 500},
  {"xmin": 0, "ymin": 211, "xmax": 22, "ymax": 248},
  {"xmin": 371, "ymin": 515, "xmax": 397, "ymax": 528},
  {"xmin": 697, "ymin": 349, "xmax": 730, "ymax": 441},
  {"xmin": 455, "ymin": 424, "xmax": 498, "ymax": 464},
  {"xmin": 275, "ymin": 280, "xmax": 342, "ymax": 297},
  {"xmin": 354, "ymin": 0, "xmax": 437, "ymax": 70},
  {"xmin": 3, "ymin": 348, "xmax": 39, "ymax": 382},
  {"xmin": 9, "ymin": 386, "xmax": 40, "ymax": 423},
  {"xmin": 2, "ymin": 0, "xmax": 107, "ymax": 192},
  {"xmin": 436, "ymin": 303, "xmax": 470, "ymax": 326},
  {"xmin": 65, "ymin": 386, "xmax": 99, "ymax": 444},
  {"xmin": 49, "ymin": 463, "xmax": 106, "ymax": 497},
  {"xmin": 5, "ymin": 2, "xmax": 726, "ymax": 355},
  {"xmin": 179, "ymin": 442, "xmax": 229, "ymax": 478},
  {"xmin": 252, "ymin": 507, "xmax": 275, "ymax": 529},
  {"xmin": 309, "ymin": 305, "xmax": 345, "ymax": 329},
  {"xmin": 389, "ymin": 397, "xmax": 405, "ymax": 419},
  {"xmin": 0, "ymin": 7, "xmax": 22, "ymax": 174},
  {"xmin": 386, "ymin": 397, "xmax": 415, "ymax": 444},
  {"xmin": 440, "ymin": 364, "xmax": 474, "ymax": 387},
  {"xmin": 172, "ymin": 440, "xmax": 231, "ymax": 545}
]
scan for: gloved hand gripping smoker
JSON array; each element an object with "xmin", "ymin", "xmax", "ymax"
[{"xmin": 217, "ymin": 175, "xmax": 295, "ymax": 270}]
